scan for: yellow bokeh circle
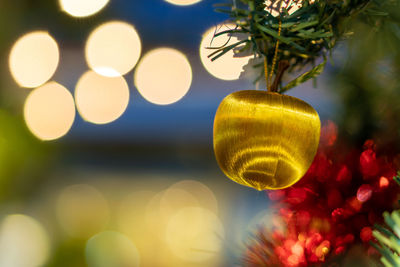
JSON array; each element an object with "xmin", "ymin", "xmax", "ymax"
[
  {"xmin": 265, "ymin": 0, "xmax": 315, "ymax": 17},
  {"xmin": 0, "ymin": 214, "xmax": 50, "ymax": 267},
  {"xmin": 165, "ymin": 207, "xmax": 224, "ymax": 262},
  {"xmin": 200, "ymin": 24, "xmax": 251, "ymax": 81},
  {"xmin": 75, "ymin": 70, "xmax": 130, "ymax": 124},
  {"xmin": 86, "ymin": 231, "xmax": 140, "ymax": 267},
  {"xmin": 167, "ymin": 180, "xmax": 218, "ymax": 214},
  {"xmin": 9, "ymin": 31, "xmax": 59, "ymax": 88},
  {"xmin": 56, "ymin": 184, "xmax": 110, "ymax": 238},
  {"xmin": 134, "ymin": 48, "xmax": 192, "ymax": 105},
  {"xmin": 165, "ymin": 0, "xmax": 202, "ymax": 6},
  {"xmin": 59, "ymin": 0, "xmax": 110, "ymax": 17},
  {"xmin": 24, "ymin": 82, "xmax": 75, "ymax": 141},
  {"xmin": 86, "ymin": 21, "xmax": 142, "ymax": 77}
]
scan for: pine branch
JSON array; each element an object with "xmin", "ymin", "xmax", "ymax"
[
  {"xmin": 372, "ymin": 171, "xmax": 400, "ymax": 267},
  {"xmin": 210, "ymin": 0, "xmax": 400, "ymax": 92}
]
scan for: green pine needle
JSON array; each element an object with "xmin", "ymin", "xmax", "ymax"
[
  {"xmin": 210, "ymin": 0, "xmax": 399, "ymax": 92},
  {"xmin": 372, "ymin": 171, "xmax": 400, "ymax": 267}
]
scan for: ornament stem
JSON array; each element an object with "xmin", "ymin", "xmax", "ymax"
[
  {"xmin": 271, "ymin": 60, "xmax": 289, "ymax": 92},
  {"xmin": 268, "ymin": 20, "xmax": 282, "ymax": 92}
]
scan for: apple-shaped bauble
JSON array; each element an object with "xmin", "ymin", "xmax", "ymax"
[{"xmin": 213, "ymin": 90, "xmax": 320, "ymax": 190}]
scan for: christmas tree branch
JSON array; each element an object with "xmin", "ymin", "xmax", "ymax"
[
  {"xmin": 372, "ymin": 171, "xmax": 400, "ymax": 267},
  {"xmin": 209, "ymin": 0, "xmax": 398, "ymax": 92}
]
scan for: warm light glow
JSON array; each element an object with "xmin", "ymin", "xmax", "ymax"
[
  {"xmin": 86, "ymin": 231, "xmax": 140, "ymax": 267},
  {"xmin": 75, "ymin": 70, "xmax": 130, "ymax": 124},
  {"xmin": 200, "ymin": 24, "xmax": 251, "ymax": 81},
  {"xmin": 86, "ymin": 21, "xmax": 141, "ymax": 77},
  {"xmin": 265, "ymin": 0, "xmax": 315, "ymax": 17},
  {"xmin": 56, "ymin": 184, "xmax": 109, "ymax": 238},
  {"xmin": 379, "ymin": 176, "xmax": 390, "ymax": 188},
  {"xmin": 24, "ymin": 82, "xmax": 75, "ymax": 141},
  {"xmin": 160, "ymin": 188, "xmax": 200, "ymax": 219},
  {"xmin": 134, "ymin": 48, "xmax": 192, "ymax": 105},
  {"xmin": 117, "ymin": 191, "xmax": 156, "ymax": 239},
  {"xmin": 117, "ymin": 191, "xmax": 167, "ymax": 266},
  {"xmin": 0, "ymin": 214, "xmax": 50, "ymax": 267},
  {"xmin": 167, "ymin": 180, "xmax": 218, "ymax": 214},
  {"xmin": 165, "ymin": 207, "xmax": 224, "ymax": 262},
  {"xmin": 60, "ymin": 0, "xmax": 109, "ymax": 17},
  {"xmin": 9, "ymin": 31, "xmax": 59, "ymax": 88},
  {"xmin": 165, "ymin": 0, "xmax": 202, "ymax": 6},
  {"xmin": 145, "ymin": 188, "xmax": 199, "ymax": 241}
]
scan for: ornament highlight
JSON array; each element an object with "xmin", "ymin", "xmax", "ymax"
[{"xmin": 213, "ymin": 90, "xmax": 320, "ymax": 190}]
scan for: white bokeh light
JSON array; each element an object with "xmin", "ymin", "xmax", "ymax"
[
  {"xmin": 200, "ymin": 24, "xmax": 251, "ymax": 81},
  {"xmin": 134, "ymin": 48, "xmax": 192, "ymax": 105},
  {"xmin": 75, "ymin": 70, "xmax": 130, "ymax": 124},
  {"xmin": 24, "ymin": 82, "xmax": 75, "ymax": 141},
  {"xmin": 86, "ymin": 21, "xmax": 142, "ymax": 77},
  {"xmin": 265, "ymin": 0, "xmax": 315, "ymax": 17},
  {"xmin": 0, "ymin": 214, "xmax": 50, "ymax": 267},
  {"xmin": 165, "ymin": 0, "xmax": 202, "ymax": 6},
  {"xmin": 9, "ymin": 31, "xmax": 59, "ymax": 88},
  {"xmin": 59, "ymin": 0, "xmax": 109, "ymax": 17}
]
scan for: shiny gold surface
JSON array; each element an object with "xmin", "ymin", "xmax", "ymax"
[{"xmin": 213, "ymin": 90, "xmax": 320, "ymax": 190}]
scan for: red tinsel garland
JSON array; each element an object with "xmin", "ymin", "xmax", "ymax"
[{"xmin": 244, "ymin": 121, "xmax": 400, "ymax": 267}]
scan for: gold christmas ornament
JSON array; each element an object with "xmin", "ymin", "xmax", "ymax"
[{"xmin": 213, "ymin": 90, "xmax": 320, "ymax": 190}]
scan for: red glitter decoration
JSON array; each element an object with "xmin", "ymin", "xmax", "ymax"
[
  {"xmin": 244, "ymin": 121, "xmax": 400, "ymax": 267},
  {"xmin": 357, "ymin": 184, "xmax": 373, "ymax": 203}
]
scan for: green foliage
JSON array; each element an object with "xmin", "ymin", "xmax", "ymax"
[
  {"xmin": 332, "ymin": 0, "xmax": 400, "ymax": 145},
  {"xmin": 372, "ymin": 173, "xmax": 400, "ymax": 267},
  {"xmin": 280, "ymin": 57, "xmax": 326, "ymax": 93},
  {"xmin": 0, "ymin": 110, "xmax": 50, "ymax": 202},
  {"xmin": 210, "ymin": 0, "xmax": 399, "ymax": 92}
]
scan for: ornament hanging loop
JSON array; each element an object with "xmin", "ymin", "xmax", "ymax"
[
  {"xmin": 266, "ymin": 20, "xmax": 283, "ymax": 92},
  {"xmin": 264, "ymin": 57, "xmax": 269, "ymax": 91}
]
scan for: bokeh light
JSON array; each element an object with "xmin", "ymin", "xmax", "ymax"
[
  {"xmin": 86, "ymin": 21, "xmax": 142, "ymax": 77},
  {"xmin": 164, "ymin": 0, "xmax": 202, "ymax": 6},
  {"xmin": 56, "ymin": 184, "xmax": 109, "ymax": 238},
  {"xmin": 199, "ymin": 24, "xmax": 251, "ymax": 81},
  {"xmin": 86, "ymin": 231, "xmax": 140, "ymax": 267},
  {"xmin": 165, "ymin": 207, "xmax": 224, "ymax": 262},
  {"xmin": 9, "ymin": 31, "xmax": 59, "ymax": 88},
  {"xmin": 160, "ymin": 188, "xmax": 200, "ymax": 218},
  {"xmin": 59, "ymin": 0, "xmax": 110, "ymax": 17},
  {"xmin": 167, "ymin": 180, "xmax": 218, "ymax": 214},
  {"xmin": 24, "ymin": 81, "xmax": 75, "ymax": 141},
  {"xmin": 265, "ymin": 0, "xmax": 315, "ymax": 17},
  {"xmin": 75, "ymin": 70, "xmax": 130, "ymax": 124},
  {"xmin": 118, "ymin": 191, "xmax": 156, "ymax": 238},
  {"xmin": 145, "ymin": 188, "xmax": 199, "ymax": 240},
  {"xmin": 0, "ymin": 214, "xmax": 50, "ymax": 267},
  {"xmin": 117, "ymin": 190, "xmax": 167, "ymax": 266},
  {"xmin": 134, "ymin": 48, "xmax": 192, "ymax": 105}
]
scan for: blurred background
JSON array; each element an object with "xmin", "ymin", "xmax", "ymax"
[{"xmin": 0, "ymin": 0, "xmax": 399, "ymax": 266}]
